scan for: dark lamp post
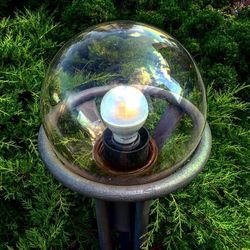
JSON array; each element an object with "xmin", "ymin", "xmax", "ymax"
[{"xmin": 38, "ymin": 21, "xmax": 212, "ymax": 250}]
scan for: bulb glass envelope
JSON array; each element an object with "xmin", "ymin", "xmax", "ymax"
[{"xmin": 41, "ymin": 21, "xmax": 207, "ymax": 185}]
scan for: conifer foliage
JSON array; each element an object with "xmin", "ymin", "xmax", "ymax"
[{"xmin": 0, "ymin": 1, "xmax": 249, "ymax": 249}]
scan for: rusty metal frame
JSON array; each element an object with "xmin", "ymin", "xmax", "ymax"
[
  {"xmin": 43, "ymin": 85, "xmax": 207, "ymax": 186},
  {"xmin": 38, "ymin": 122, "xmax": 211, "ymax": 202},
  {"xmin": 38, "ymin": 84, "xmax": 212, "ymax": 249}
]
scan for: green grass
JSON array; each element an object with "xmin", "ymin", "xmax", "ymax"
[{"xmin": 0, "ymin": 1, "xmax": 249, "ymax": 249}]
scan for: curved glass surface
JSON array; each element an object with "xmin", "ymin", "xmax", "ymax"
[{"xmin": 41, "ymin": 21, "xmax": 207, "ymax": 184}]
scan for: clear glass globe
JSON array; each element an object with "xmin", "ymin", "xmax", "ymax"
[{"xmin": 41, "ymin": 21, "xmax": 207, "ymax": 185}]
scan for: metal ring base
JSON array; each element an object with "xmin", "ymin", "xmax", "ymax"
[{"xmin": 38, "ymin": 123, "xmax": 212, "ymax": 202}]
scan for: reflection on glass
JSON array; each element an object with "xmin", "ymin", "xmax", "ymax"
[{"xmin": 41, "ymin": 21, "xmax": 207, "ymax": 181}]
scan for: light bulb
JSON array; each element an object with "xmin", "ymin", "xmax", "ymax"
[{"xmin": 100, "ymin": 85, "xmax": 149, "ymax": 144}]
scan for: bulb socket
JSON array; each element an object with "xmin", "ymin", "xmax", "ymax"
[{"xmin": 102, "ymin": 127, "xmax": 150, "ymax": 171}]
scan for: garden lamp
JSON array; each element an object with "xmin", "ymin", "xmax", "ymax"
[{"xmin": 38, "ymin": 21, "xmax": 212, "ymax": 250}]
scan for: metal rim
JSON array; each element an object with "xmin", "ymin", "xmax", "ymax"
[{"xmin": 38, "ymin": 122, "xmax": 211, "ymax": 201}]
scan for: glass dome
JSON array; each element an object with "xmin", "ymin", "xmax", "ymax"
[{"xmin": 41, "ymin": 21, "xmax": 206, "ymax": 185}]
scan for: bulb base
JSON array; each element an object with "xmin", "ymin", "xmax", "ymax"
[
  {"xmin": 113, "ymin": 132, "xmax": 138, "ymax": 145},
  {"xmin": 111, "ymin": 133, "xmax": 140, "ymax": 152}
]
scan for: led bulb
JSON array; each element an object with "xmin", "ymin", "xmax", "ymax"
[{"xmin": 100, "ymin": 85, "xmax": 149, "ymax": 144}]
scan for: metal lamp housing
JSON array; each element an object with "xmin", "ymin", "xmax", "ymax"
[{"xmin": 39, "ymin": 21, "xmax": 212, "ymax": 250}]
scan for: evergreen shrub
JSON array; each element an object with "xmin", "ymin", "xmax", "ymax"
[{"xmin": 0, "ymin": 1, "xmax": 249, "ymax": 249}]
